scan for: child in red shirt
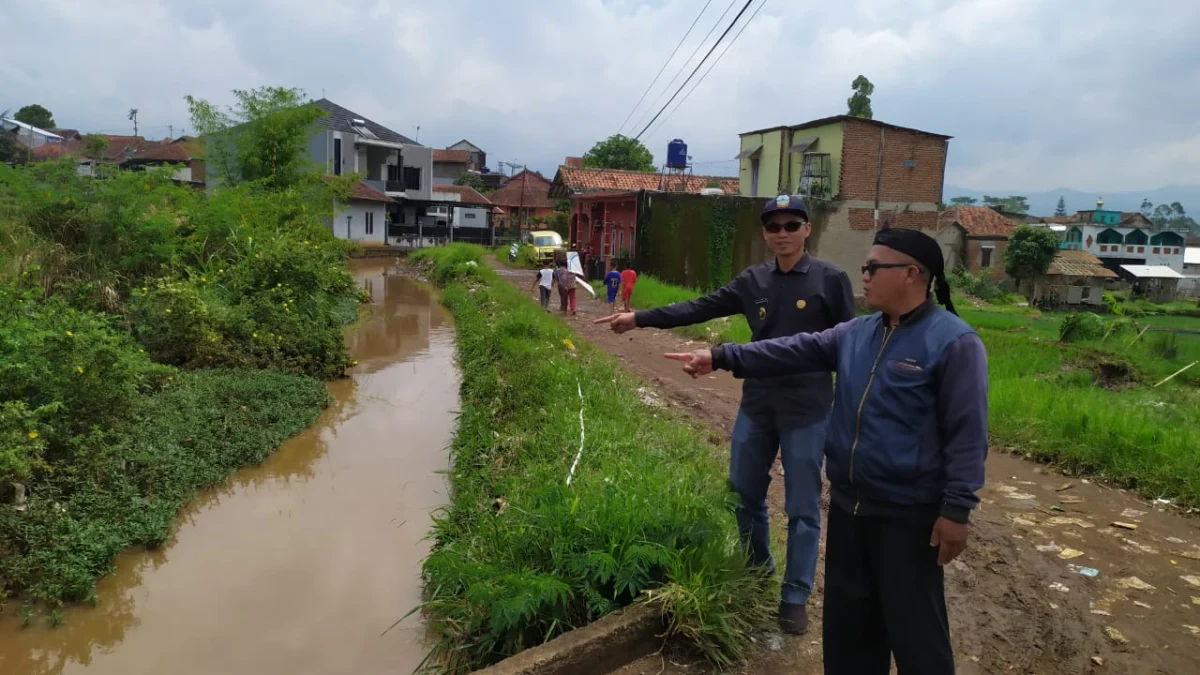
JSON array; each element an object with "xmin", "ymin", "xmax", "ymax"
[{"xmin": 620, "ymin": 268, "xmax": 637, "ymax": 312}]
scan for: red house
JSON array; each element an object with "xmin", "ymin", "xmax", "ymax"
[
  {"xmin": 549, "ymin": 166, "xmax": 738, "ymax": 258},
  {"xmin": 488, "ymin": 169, "xmax": 554, "ymax": 229}
]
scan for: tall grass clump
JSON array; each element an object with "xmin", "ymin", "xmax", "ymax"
[{"xmin": 412, "ymin": 245, "xmax": 769, "ymax": 673}]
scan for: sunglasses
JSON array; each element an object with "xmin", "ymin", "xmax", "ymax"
[
  {"xmin": 763, "ymin": 220, "xmax": 807, "ymax": 234},
  {"xmin": 861, "ymin": 262, "xmax": 916, "ymax": 277}
]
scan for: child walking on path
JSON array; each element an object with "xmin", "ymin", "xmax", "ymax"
[
  {"xmin": 532, "ymin": 260, "xmax": 555, "ymax": 310},
  {"xmin": 604, "ymin": 261, "xmax": 622, "ymax": 312},
  {"xmin": 619, "ymin": 267, "xmax": 637, "ymax": 312}
]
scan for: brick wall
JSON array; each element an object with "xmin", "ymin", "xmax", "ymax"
[
  {"xmin": 847, "ymin": 207, "xmax": 938, "ymax": 231},
  {"xmin": 839, "ymin": 118, "xmax": 948, "ymax": 204},
  {"xmin": 965, "ymin": 239, "xmax": 1009, "ymax": 278}
]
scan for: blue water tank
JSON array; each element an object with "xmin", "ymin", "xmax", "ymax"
[{"xmin": 666, "ymin": 139, "xmax": 688, "ymax": 169}]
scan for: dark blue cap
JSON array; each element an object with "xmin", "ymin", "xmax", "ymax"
[{"xmin": 761, "ymin": 194, "xmax": 808, "ymax": 222}]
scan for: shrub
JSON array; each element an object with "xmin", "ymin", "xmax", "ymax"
[
  {"xmin": 948, "ymin": 267, "xmax": 1003, "ymax": 302},
  {"xmin": 1058, "ymin": 312, "xmax": 1105, "ymax": 343}
]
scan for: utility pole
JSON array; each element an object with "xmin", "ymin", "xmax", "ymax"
[
  {"xmin": 128, "ymin": 108, "xmax": 139, "ymax": 137},
  {"xmin": 168, "ymin": 124, "xmax": 174, "ymax": 140}
]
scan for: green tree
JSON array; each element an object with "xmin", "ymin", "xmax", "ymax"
[
  {"xmin": 185, "ymin": 87, "xmax": 327, "ymax": 189},
  {"xmin": 454, "ymin": 171, "xmax": 484, "ymax": 190},
  {"xmin": 982, "ymin": 194, "xmax": 1029, "ymax": 213},
  {"xmin": 582, "ymin": 134, "xmax": 655, "ymax": 172},
  {"xmin": 1055, "ymin": 196, "xmax": 1067, "ymax": 216},
  {"xmin": 14, "ymin": 104, "xmax": 55, "ymax": 129},
  {"xmin": 1004, "ymin": 225, "xmax": 1060, "ymax": 298},
  {"xmin": 0, "ymin": 128, "xmax": 23, "ymax": 164},
  {"xmin": 949, "ymin": 196, "xmax": 977, "ymax": 206},
  {"xmin": 847, "ymin": 75, "xmax": 875, "ymax": 119},
  {"xmin": 1140, "ymin": 198, "xmax": 1154, "ymax": 218}
]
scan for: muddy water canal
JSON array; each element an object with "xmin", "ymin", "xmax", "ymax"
[{"xmin": 0, "ymin": 260, "xmax": 458, "ymax": 674}]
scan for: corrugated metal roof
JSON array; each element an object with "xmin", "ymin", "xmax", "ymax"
[
  {"xmin": 1186, "ymin": 247, "xmax": 1200, "ymax": 265},
  {"xmin": 2, "ymin": 118, "xmax": 61, "ymax": 139},
  {"xmin": 1120, "ymin": 265, "xmax": 1185, "ymax": 279}
]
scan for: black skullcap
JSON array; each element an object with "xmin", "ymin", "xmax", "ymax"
[{"xmin": 873, "ymin": 227, "xmax": 958, "ymax": 315}]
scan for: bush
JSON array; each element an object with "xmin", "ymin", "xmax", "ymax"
[
  {"xmin": 1058, "ymin": 312, "xmax": 1105, "ymax": 343},
  {"xmin": 948, "ymin": 267, "xmax": 1003, "ymax": 302}
]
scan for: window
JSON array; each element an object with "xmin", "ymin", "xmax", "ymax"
[
  {"xmin": 345, "ymin": 214, "xmax": 352, "ymax": 237},
  {"xmin": 750, "ymin": 158, "xmax": 760, "ymax": 196},
  {"xmin": 464, "ymin": 212, "xmax": 476, "ymax": 219},
  {"xmin": 1138, "ymin": 246, "xmax": 1144, "ymax": 253},
  {"xmin": 365, "ymin": 211, "xmax": 374, "ymax": 235},
  {"xmin": 333, "ymin": 138, "xmax": 342, "ymax": 176},
  {"xmin": 618, "ymin": 229, "xmax": 624, "ymax": 253},
  {"xmin": 980, "ymin": 246, "xmax": 994, "ymax": 268},
  {"xmin": 1154, "ymin": 247, "xmax": 1161, "ymax": 254},
  {"xmin": 403, "ymin": 166, "xmax": 421, "ymax": 191},
  {"xmin": 1099, "ymin": 245, "xmax": 1107, "ymax": 252},
  {"xmin": 387, "ymin": 164, "xmax": 400, "ymax": 181}
]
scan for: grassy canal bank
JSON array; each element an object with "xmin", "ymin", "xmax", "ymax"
[
  {"xmin": 0, "ymin": 160, "xmax": 363, "ymax": 615},
  {"xmin": 412, "ymin": 245, "xmax": 770, "ymax": 673}
]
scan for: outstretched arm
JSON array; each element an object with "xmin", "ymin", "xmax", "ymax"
[
  {"xmin": 633, "ymin": 276, "xmax": 743, "ymax": 329},
  {"xmin": 666, "ymin": 320, "xmax": 851, "ymax": 379}
]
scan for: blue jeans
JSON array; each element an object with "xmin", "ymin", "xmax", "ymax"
[{"xmin": 730, "ymin": 407, "xmax": 826, "ymax": 605}]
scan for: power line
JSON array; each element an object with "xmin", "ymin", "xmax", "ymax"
[
  {"xmin": 634, "ymin": 0, "xmax": 756, "ymax": 141},
  {"xmin": 616, "ymin": 0, "xmax": 714, "ymax": 137},
  {"xmin": 644, "ymin": 0, "xmax": 768, "ymax": 141},
  {"xmin": 626, "ymin": 0, "xmax": 739, "ymax": 139}
]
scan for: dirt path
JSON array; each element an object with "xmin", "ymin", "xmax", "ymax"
[{"xmin": 495, "ymin": 260, "xmax": 1200, "ymax": 675}]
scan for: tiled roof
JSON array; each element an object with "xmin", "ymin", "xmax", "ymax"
[
  {"xmin": 938, "ymin": 206, "xmax": 1018, "ymax": 237},
  {"xmin": 1040, "ymin": 215, "xmax": 1078, "ymax": 224},
  {"xmin": 48, "ymin": 128, "xmax": 81, "ymax": 140},
  {"xmin": 349, "ymin": 181, "xmax": 394, "ymax": 203},
  {"xmin": 31, "ymin": 144, "xmax": 74, "ymax": 159},
  {"xmin": 432, "ymin": 149, "xmax": 469, "ymax": 163},
  {"xmin": 312, "ymin": 98, "xmax": 417, "ymax": 145},
  {"xmin": 431, "ymin": 184, "xmax": 492, "ymax": 205},
  {"xmin": 550, "ymin": 166, "xmax": 739, "ymax": 197},
  {"xmin": 1047, "ymin": 250, "xmax": 1118, "ymax": 278},
  {"xmin": 488, "ymin": 174, "xmax": 555, "ymax": 209}
]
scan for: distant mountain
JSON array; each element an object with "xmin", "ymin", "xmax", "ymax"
[{"xmin": 944, "ymin": 185, "xmax": 1200, "ymax": 218}]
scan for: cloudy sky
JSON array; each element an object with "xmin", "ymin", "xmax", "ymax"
[{"xmin": 2, "ymin": 0, "xmax": 1198, "ymax": 193}]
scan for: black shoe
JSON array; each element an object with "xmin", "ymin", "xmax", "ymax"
[{"xmin": 779, "ymin": 602, "xmax": 808, "ymax": 635}]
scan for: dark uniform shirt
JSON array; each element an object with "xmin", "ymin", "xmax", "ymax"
[{"xmin": 635, "ymin": 254, "xmax": 856, "ymax": 425}]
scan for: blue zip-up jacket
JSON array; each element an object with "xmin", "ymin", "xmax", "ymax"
[{"xmin": 712, "ymin": 301, "xmax": 988, "ymax": 523}]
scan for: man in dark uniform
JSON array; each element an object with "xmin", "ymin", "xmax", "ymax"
[
  {"xmin": 596, "ymin": 195, "xmax": 855, "ymax": 634},
  {"xmin": 665, "ymin": 227, "xmax": 988, "ymax": 674}
]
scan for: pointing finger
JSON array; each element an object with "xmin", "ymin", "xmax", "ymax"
[
  {"xmin": 593, "ymin": 315, "xmax": 617, "ymax": 324},
  {"xmin": 664, "ymin": 353, "xmax": 693, "ymax": 362}
]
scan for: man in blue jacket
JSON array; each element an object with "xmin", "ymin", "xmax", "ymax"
[
  {"xmin": 596, "ymin": 195, "xmax": 855, "ymax": 635},
  {"xmin": 666, "ymin": 227, "xmax": 988, "ymax": 674}
]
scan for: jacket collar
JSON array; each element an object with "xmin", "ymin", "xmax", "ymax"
[
  {"xmin": 773, "ymin": 251, "xmax": 811, "ymax": 275},
  {"xmin": 879, "ymin": 298, "xmax": 936, "ymax": 328}
]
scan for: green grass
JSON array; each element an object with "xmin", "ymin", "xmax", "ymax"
[
  {"xmin": 412, "ymin": 245, "xmax": 770, "ymax": 673},
  {"xmin": 0, "ymin": 369, "xmax": 329, "ymax": 607},
  {"xmin": 626, "ymin": 275, "xmax": 753, "ymax": 344}
]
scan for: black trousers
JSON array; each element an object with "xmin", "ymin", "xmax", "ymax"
[{"xmin": 823, "ymin": 503, "xmax": 955, "ymax": 675}]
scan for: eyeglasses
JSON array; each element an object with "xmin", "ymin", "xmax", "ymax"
[
  {"xmin": 861, "ymin": 262, "xmax": 915, "ymax": 277},
  {"xmin": 763, "ymin": 220, "xmax": 806, "ymax": 234}
]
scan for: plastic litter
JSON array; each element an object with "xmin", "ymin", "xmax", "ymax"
[
  {"xmin": 1007, "ymin": 492, "xmax": 1037, "ymax": 500},
  {"xmin": 1056, "ymin": 482, "xmax": 1074, "ymax": 492},
  {"xmin": 1091, "ymin": 656, "xmax": 1105, "ymax": 666},
  {"xmin": 1181, "ymin": 575, "xmax": 1200, "ymax": 588},
  {"xmin": 1036, "ymin": 543, "xmax": 1062, "ymax": 553},
  {"xmin": 1068, "ymin": 564, "xmax": 1099, "ymax": 578},
  {"xmin": 1111, "ymin": 521, "xmax": 1139, "ymax": 530},
  {"xmin": 1058, "ymin": 548, "xmax": 1085, "ymax": 560},
  {"xmin": 1186, "ymin": 625, "xmax": 1200, "ymax": 637},
  {"xmin": 1104, "ymin": 627, "xmax": 1128, "ymax": 644},
  {"xmin": 1154, "ymin": 497, "xmax": 1172, "ymax": 505},
  {"xmin": 1178, "ymin": 547, "xmax": 1200, "ymax": 561},
  {"xmin": 1167, "ymin": 536, "xmax": 1187, "ymax": 544},
  {"xmin": 1044, "ymin": 516, "xmax": 1096, "ymax": 529},
  {"xmin": 1134, "ymin": 600, "xmax": 1153, "ymax": 609},
  {"xmin": 1049, "ymin": 505, "xmax": 1065, "ymax": 513},
  {"xmin": 1121, "ymin": 538, "xmax": 1158, "ymax": 554},
  {"xmin": 1121, "ymin": 508, "xmax": 1147, "ymax": 519},
  {"xmin": 1060, "ymin": 495, "xmax": 1085, "ymax": 504},
  {"xmin": 1115, "ymin": 576, "xmax": 1156, "ymax": 591},
  {"xmin": 1192, "ymin": 597, "xmax": 1200, "ymax": 606},
  {"xmin": 1049, "ymin": 582, "xmax": 1070, "ymax": 593}
]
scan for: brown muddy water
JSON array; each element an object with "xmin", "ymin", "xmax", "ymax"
[{"xmin": 0, "ymin": 260, "xmax": 459, "ymax": 675}]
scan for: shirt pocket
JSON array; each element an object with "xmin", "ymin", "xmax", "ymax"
[{"xmin": 876, "ymin": 359, "xmax": 936, "ymax": 428}]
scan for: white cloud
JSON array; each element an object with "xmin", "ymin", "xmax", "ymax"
[{"xmin": 1, "ymin": 0, "xmax": 1197, "ymax": 194}]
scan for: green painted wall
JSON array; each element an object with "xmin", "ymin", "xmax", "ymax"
[
  {"xmin": 738, "ymin": 129, "xmax": 784, "ymax": 198},
  {"xmin": 785, "ymin": 122, "xmax": 844, "ymax": 198}
]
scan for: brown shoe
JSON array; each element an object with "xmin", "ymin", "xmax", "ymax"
[{"xmin": 779, "ymin": 602, "xmax": 808, "ymax": 635}]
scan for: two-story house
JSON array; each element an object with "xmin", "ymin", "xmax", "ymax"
[
  {"xmin": 1057, "ymin": 199, "xmax": 1188, "ymax": 274},
  {"xmin": 737, "ymin": 115, "xmax": 951, "ymax": 292}
]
